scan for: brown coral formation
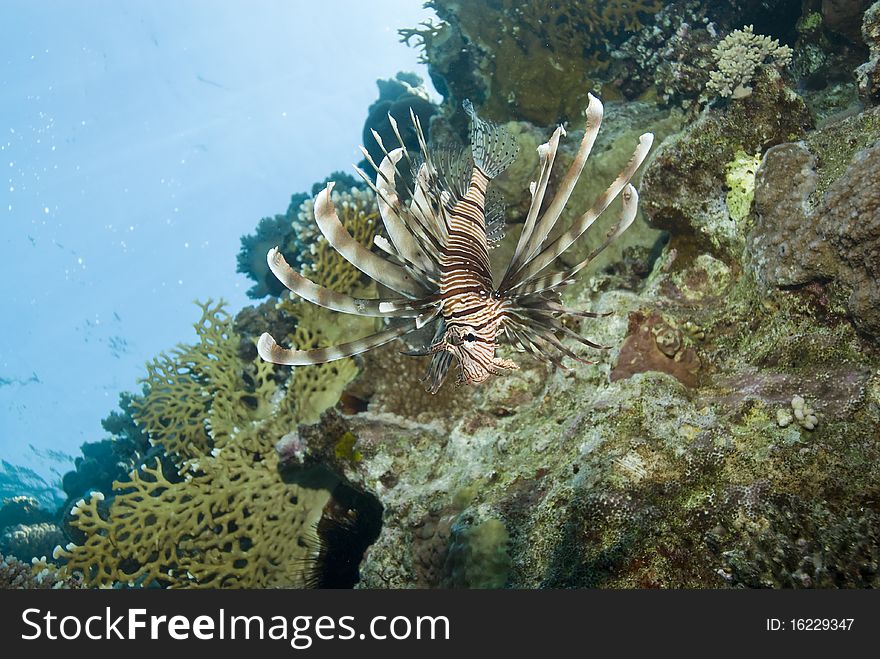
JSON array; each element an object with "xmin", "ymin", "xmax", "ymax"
[{"xmin": 611, "ymin": 311, "xmax": 701, "ymax": 387}]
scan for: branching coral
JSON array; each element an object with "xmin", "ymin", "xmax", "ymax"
[
  {"xmin": 57, "ymin": 453, "xmax": 328, "ymax": 588},
  {"xmin": 132, "ymin": 300, "xmax": 248, "ymax": 460},
  {"xmin": 705, "ymin": 25, "xmax": 793, "ymax": 99},
  {"xmin": 56, "ymin": 300, "xmax": 337, "ymax": 588},
  {"xmin": 1, "ymin": 554, "xmax": 82, "ymax": 589}
]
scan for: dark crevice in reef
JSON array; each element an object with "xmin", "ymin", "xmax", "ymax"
[{"xmin": 281, "ymin": 463, "xmax": 383, "ymax": 589}]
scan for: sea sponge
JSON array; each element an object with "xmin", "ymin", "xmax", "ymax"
[{"xmin": 705, "ymin": 25, "xmax": 793, "ymax": 100}]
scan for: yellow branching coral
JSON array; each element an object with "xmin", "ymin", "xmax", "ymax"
[
  {"xmin": 57, "ymin": 451, "xmax": 329, "ymax": 588},
  {"xmin": 57, "ymin": 300, "xmax": 334, "ymax": 588},
  {"xmin": 57, "ymin": 452, "xmax": 327, "ymax": 590}
]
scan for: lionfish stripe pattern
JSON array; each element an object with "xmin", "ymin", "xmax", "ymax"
[{"xmin": 257, "ymin": 93, "xmax": 654, "ymax": 393}]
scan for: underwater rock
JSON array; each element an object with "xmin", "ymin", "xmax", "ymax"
[
  {"xmin": 443, "ymin": 515, "xmax": 511, "ymax": 589},
  {"xmin": 748, "ymin": 141, "xmax": 832, "ymax": 286},
  {"xmin": 700, "ymin": 365, "xmax": 871, "ymax": 421},
  {"xmin": 641, "ymin": 69, "xmax": 813, "ymax": 262},
  {"xmin": 856, "ymin": 1, "xmax": 880, "ymax": 103},
  {"xmin": 748, "ymin": 107, "xmax": 880, "ymax": 338},
  {"xmin": 822, "ymin": 0, "xmax": 874, "ymax": 43}
]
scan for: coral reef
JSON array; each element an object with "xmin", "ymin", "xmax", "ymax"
[
  {"xmin": 53, "ymin": 300, "xmax": 342, "ymax": 588},
  {"xmin": 27, "ymin": 0, "xmax": 880, "ymax": 592},
  {"xmin": 1, "ymin": 522, "xmax": 65, "ymax": 562},
  {"xmin": 641, "ymin": 68, "xmax": 813, "ymax": 261},
  {"xmin": 1, "ymin": 554, "xmax": 82, "ymax": 589},
  {"xmin": 409, "ymin": 0, "xmax": 665, "ymax": 124},
  {"xmin": 360, "ymin": 73, "xmax": 437, "ymax": 172},
  {"xmin": 612, "ymin": 1, "xmax": 718, "ymax": 106},
  {"xmin": 275, "ymin": 229, "xmax": 879, "ymax": 588},
  {"xmin": 0, "ymin": 495, "xmax": 53, "ymax": 531},
  {"xmin": 705, "ymin": 25, "xmax": 793, "ymax": 99},
  {"xmin": 237, "ymin": 195, "xmax": 307, "ymax": 299}
]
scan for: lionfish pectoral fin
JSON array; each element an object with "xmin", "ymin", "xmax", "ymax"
[
  {"xmin": 463, "ymin": 99, "xmax": 519, "ymax": 179},
  {"xmin": 257, "ymin": 318, "xmax": 423, "ymax": 366}
]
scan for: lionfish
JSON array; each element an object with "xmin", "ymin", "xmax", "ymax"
[{"xmin": 257, "ymin": 95, "xmax": 653, "ymax": 393}]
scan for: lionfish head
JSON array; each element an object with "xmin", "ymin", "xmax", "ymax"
[{"xmin": 428, "ymin": 325, "xmax": 518, "ymax": 387}]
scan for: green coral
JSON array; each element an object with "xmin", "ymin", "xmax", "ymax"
[{"xmin": 725, "ymin": 150, "xmax": 761, "ymax": 222}]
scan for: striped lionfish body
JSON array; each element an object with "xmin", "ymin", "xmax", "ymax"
[{"xmin": 257, "ymin": 95, "xmax": 654, "ymax": 393}]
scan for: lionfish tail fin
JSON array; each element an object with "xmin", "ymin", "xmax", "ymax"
[{"xmin": 463, "ymin": 99, "xmax": 519, "ymax": 179}]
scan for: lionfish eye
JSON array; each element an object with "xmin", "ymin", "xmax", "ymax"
[{"xmin": 465, "ymin": 333, "xmax": 477, "ymax": 342}]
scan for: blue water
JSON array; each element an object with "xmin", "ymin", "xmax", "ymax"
[{"xmin": 0, "ymin": 0, "xmax": 436, "ymax": 491}]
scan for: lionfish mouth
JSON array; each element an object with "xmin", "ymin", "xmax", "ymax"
[{"xmin": 257, "ymin": 94, "xmax": 653, "ymax": 393}]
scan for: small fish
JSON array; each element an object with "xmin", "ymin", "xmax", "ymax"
[{"xmin": 258, "ymin": 95, "xmax": 653, "ymax": 393}]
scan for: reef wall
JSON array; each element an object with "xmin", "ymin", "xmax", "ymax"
[{"xmin": 10, "ymin": 3, "xmax": 880, "ymax": 590}]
